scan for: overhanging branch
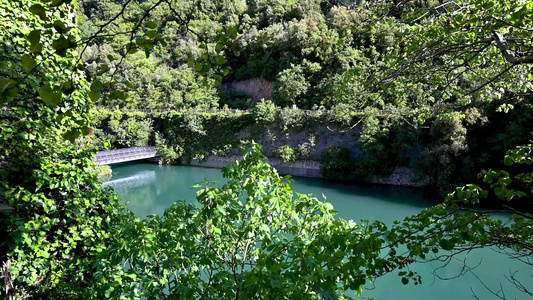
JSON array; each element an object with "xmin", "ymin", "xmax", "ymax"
[{"xmin": 492, "ymin": 31, "xmax": 533, "ymax": 64}]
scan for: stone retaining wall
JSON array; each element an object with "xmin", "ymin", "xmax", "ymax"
[
  {"xmin": 177, "ymin": 155, "xmax": 428, "ymax": 187},
  {"xmin": 182, "ymin": 155, "xmax": 322, "ymax": 178}
]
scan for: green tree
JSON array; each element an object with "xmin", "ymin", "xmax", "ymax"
[
  {"xmin": 272, "ymin": 64, "xmax": 310, "ymax": 107},
  {"xmin": 97, "ymin": 143, "xmax": 400, "ymax": 298},
  {"xmin": 0, "ymin": 0, "xmax": 123, "ymax": 297}
]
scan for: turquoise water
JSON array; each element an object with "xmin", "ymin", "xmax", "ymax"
[{"xmin": 104, "ymin": 162, "xmax": 531, "ymax": 299}]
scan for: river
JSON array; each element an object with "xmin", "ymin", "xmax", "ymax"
[{"xmin": 103, "ymin": 162, "xmax": 531, "ymax": 299}]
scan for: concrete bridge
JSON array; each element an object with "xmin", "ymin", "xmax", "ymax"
[{"xmin": 95, "ymin": 146, "xmax": 158, "ymax": 165}]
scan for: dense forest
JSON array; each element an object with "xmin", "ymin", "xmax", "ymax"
[
  {"xmin": 1, "ymin": 0, "xmax": 532, "ymax": 298},
  {"xmin": 81, "ymin": 0, "xmax": 532, "ymax": 194}
]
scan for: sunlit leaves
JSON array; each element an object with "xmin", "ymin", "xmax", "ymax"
[
  {"xmin": 51, "ymin": 0, "xmax": 73, "ymax": 6},
  {"xmin": 0, "ymin": 1, "xmax": 127, "ymax": 296}
]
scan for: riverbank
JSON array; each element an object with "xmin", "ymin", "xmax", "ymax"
[{"xmin": 148, "ymin": 155, "xmax": 429, "ymax": 188}]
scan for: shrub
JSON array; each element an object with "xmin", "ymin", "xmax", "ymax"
[
  {"xmin": 329, "ymin": 102, "xmax": 353, "ymax": 125},
  {"xmin": 320, "ymin": 146, "xmax": 354, "ymax": 180},
  {"xmin": 114, "ymin": 117, "xmax": 153, "ymax": 148},
  {"xmin": 272, "ymin": 64, "xmax": 310, "ymax": 107},
  {"xmin": 277, "ymin": 107, "xmax": 305, "ymax": 132},
  {"xmin": 218, "ymin": 89, "xmax": 253, "ymax": 109},
  {"xmin": 277, "ymin": 145, "xmax": 297, "ymax": 162},
  {"xmin": 155, "ymin": 132, "xmax": 183, "ymax": 164},
  {"xmin": 252, "ymin": 99, "xmax": 278, "ymax": 123},
  {"xmin": 297, "ymin": 134, "xmax": 315, "ymax": 160}
]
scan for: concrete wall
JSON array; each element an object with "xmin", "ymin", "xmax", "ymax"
[
  {"xmin": 182, "ymin": 155, "xmax": 322, "ymax": 178},
  {"xmin": 179, "ymin": 155, "xmax": 428, "ymax": 187}
]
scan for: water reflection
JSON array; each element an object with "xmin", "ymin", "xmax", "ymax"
[{"xmin": 102, "ymin": 170, "xmax": 156, "ymax": 190}]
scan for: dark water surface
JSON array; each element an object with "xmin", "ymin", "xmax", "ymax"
[{"xmin": 104, "ymin": 162, "xmax": 531, "ymax": 299}]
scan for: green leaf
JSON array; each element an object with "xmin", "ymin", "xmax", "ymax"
[
  {"xmin": 89, "ymin": 80, "xmax": 103, "ymax": 102},
  {"xmin": 222, "ymin": 68, "xmax": 230, "ymax": 76},
  {"xmin": 126, "ymin": 43, "xmax": 137, "ymax": 54},
  {"xmin": 198, "ymin": 43, "xmax": 206, "ymax": 49},
  {"xmin": 21, "ymin": 55, "xmax": 36, "ymax": 71},
  {"xmin": 60, "ymin": 81, "xmax": 74, "ymax": 95},
  {"xmin": 216, "ymin": 55, "xmax": 226, "ymax": 65},
  {"xmin": 51, "ymin": 0, "xmax": 72, "ymax": 6},
  {"xmin": 124, "ymin": 81, "xmax": 133, "ymax": 89},
  {"xmin": 188, "ymin": 57, "xmax": 195, "ymax": 68},
  {"xmin": 107, "ymin": 54, "xmax": 115, "ymax": 62},
  {"xmin": 504, "ymin": 155, "xmax": 513, "ymax": 166},
  {"xmin": 194, "ymin": 63, "xmax": 203, "ymax": 71},
  {"xmin": 145, "ymin": 30, "xmax": 157, "ymax": 38},
  {"xmin": 219, "ymin": 34, "xmax": 228, "ymax": 43},
  {"xmin": 228, "ymin": 26, "xmax": 238, "ymax": 39},
  {"xmin": 53, "ymin": 20, "xmax": 69, "ymax": 33},
  {"xmin": 81, "ymin": 126, "xmax": 92, "ymax": 136},
  {"xmin": 215, "ymin": 43, "xmax": 223, "ymax": 54},
  {"xmin": 233, "ymin": 50, "xmax": 240, "ymax": 57},
  {"xmin": 438, "ymin": 238, "xmax": 455, "ymax": 251},
  {"xmin": 28, "ymin": 30, "xmax": 41, "ymax": 45},
  {"xmin": 38, "ymin": 85, "xmax": 62, "ymax": 106},
  {"xmin": 29, "ymin": 4, "xmax": 47, "ymax": 20},
  {"xmin": 100, "ymin": 64, "xmax": 109, "ymax": 73},
  {"xmin": 0, "ymin": 78, "xmax": 18, "ymax": 103},
  {"xmin": 52, "ymin": 35, "xmax": 70, "ymax": 56},
  {"xmin": 108, "ymin": 90, "xmax": 125, "ymax": 100},
  {"xmin": 28, "ymin": 30, "xmax": 42, "ymax": 53},
  {"xmin": 145, "ymin": 20, "xmax": 157, "ymax": 29},
  {"xmin": 213, "ymin": 74, "xmax": 222, "ymax": 85}
]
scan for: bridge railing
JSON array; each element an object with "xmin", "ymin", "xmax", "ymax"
[
  {"xmin": 95, "ymin": 146, "xmax": 157, "ymax": 165},
  {"xmin": 92, "ymin": 107, "xmax": 414, "ymax": 116}
]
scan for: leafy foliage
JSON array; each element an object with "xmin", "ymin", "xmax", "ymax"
[
  {"xmin": 320, "ymin": 146, "xmax": 354, "ymax": 180},
  {"xmin": 97, "ymin": 143, "xmax": 406, "ymax": 299},
  {"xmin": 252, "ymin": 99, "xmax": 278, "ymax": 123},
  {"xmin": 276, "ymin": 144, "xmax": 297, "ymax": 162},
  {"xmin": 0, "ymin": 0, "xmax": 123, "ymax": 298}
]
